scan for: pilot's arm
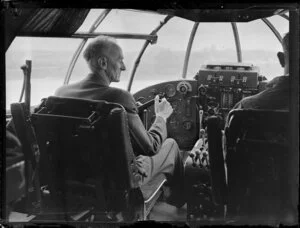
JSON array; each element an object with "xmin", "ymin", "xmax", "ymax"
[{"xmin": 114, "ymin": 91, "xmax": 173, "ymax": 156}]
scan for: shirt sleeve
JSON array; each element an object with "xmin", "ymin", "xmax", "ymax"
[
  {"xmin": 114, "ymin": 90, "xmax": 167, "ymax": 156},
  {"xmin": 114, "ymin": 89, "xmax": 138, "ymax": 114}
]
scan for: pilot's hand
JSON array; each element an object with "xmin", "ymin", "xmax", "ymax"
[
  {"xmin": 154, "ymin": 95, "xmax": 173, "ymax": 122},
  {"xmin": 135, "ymin": 156, "xmax": 148, "ymax": 178}
]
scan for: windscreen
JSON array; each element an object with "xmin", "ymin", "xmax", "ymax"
[{"xmin": 5, "ymin": 9, "xmax": 288, "ymax": 110}]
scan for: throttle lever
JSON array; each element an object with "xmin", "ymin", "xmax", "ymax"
[
  {"xmin": 195, "ymin": 149, "xmax": 201, "ymax": 163},
  {"xmin": 189, "ymin": 139, "xmax": 202, "ymax": 167},
  {"xmin": 202, "ymin": 151, "xmax": 209, "ymax": 166},
  {"xmin": 189, "ymin": 152, "xmax": 197, "ymax": 167},
  {"xmin": 199, "ymin": 110, "xmax": 204, "ymax": 134}
]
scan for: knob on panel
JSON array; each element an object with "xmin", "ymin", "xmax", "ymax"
[{"xmin": 198, "ymin": 84, "xmax": 207, "ymax": 95}]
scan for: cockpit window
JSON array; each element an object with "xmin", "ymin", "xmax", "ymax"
[
  {"xmin": 130, "ymin": 17, "xmax": 194, "ymax": 92},
  {"xmin": 6, "ymin": 37, "xmax": 81, "ymax": 109},
  {"xmin": 187, "ymin": 16, "xmax": 288, "ymax": 81},
  {"xmin": 235, "ymin": 15, "xmax": 289, "ymax": 80},
  {"xmin": 5, "ymin": 11, "xmax": 289, "ymax": 110},
  {"xmin": 187, "ymin": 23, "xmax": 237, "ymax": 79}
]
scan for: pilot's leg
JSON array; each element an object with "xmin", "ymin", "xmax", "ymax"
[{"xmin": 137, "ymin": 138, "xmax": 185, "ymax": 207}]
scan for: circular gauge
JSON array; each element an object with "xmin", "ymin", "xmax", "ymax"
[
  {"xmin": 179, "ymin": 84, "xmax": 188, "ymax": 93},
  {"xmin": 176, "ymin": 81, "xmax": 192, "ymax": 94},
  {"xmin": 165, "ymin": 84, "xmax": 176, "ymax": 97}
]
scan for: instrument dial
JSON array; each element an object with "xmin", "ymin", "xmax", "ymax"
[
  {"xmin": 179, "ymin": 84, "xmax": 188, "ymax": 94},
  {"xmin": 165, "ymin": 84, "xmax": 176, "ymax": 97},
  {"xmin": 183, "ymin": 121, "xmax": 193, "ymax": 130},
  {"xmin": 177, "ymin": 81, "xmax": 192, "ymax": 94}
]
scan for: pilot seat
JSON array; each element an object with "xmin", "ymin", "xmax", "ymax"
[
  {"xmin": 224, "ymin": 109, "xmax": 292, "ymax": 224},
  {"xmin": 11, "ymin": 96, "xmax": 167, "ymax": 222}
]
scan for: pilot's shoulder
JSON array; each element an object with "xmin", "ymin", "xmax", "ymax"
[
  {"xmin": 109, "ymin": 87, "xmax": 137, "ymax": 113},
  {"xmin": 106, "ymin": 87, "xmax": 133, "ymax": 100},
  {"xmin": 238, "ymin": 91, "xmax": 265, "ymax": 109},
  {"xmin": 232, "ymin": 94, "xmax": 256, "ymax": 110},
  {"xmin": 113, "ymin": 87, "xmax": 133, "ymax": 98}
]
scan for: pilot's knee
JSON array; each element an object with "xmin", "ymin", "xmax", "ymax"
[{"xmin": 164, "ymin": 138, "xmax": 178, "ymax": 147}]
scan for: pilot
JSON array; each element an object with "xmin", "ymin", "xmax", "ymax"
[
  {"xmin": 54, "ymin": 36, "xmax": 185, "ymax": 208},
  {"xmin": 226, "ymin": 32, "xmax": 296, "ymax": 222},
  {"xmin": 225, "ymin": 33, "xmax": 290, "ymax": 162},
  {"xmin": 232, "ymin": 32, "xmax": 289, "ymax": 110}
]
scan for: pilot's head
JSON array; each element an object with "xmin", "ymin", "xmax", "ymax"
[
  {"xmin": 277, "ymin": 32, "xmax": 289, "ymax": 75},
  {"xmin": 83, "ymin": 36, "xmax": 126, "ymax": 83}
]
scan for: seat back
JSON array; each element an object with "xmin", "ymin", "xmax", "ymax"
[
  {"xmin": 10, "ymin": 102, "xmax": 41, "ymax": 214},
  {"xmin": 225, "ymin": 109, "xmax": 290, "ymax": 223},
  {"xmin": 31, "ymin": 96, "xmax": 142, "ymax": 216},
  {"xmin": 207, "ymin": 116, "xmax": 227, "ymax": 207}
]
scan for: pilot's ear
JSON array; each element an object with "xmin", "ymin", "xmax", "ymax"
[
  {"xmin": 277, "ymin": 52, "xmax": 285, "ymax": 68},
  {"xmin": 98, "ymin": 57, "xmax": 108, "ymax": 69}
]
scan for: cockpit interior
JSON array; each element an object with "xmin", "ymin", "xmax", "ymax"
[{"xmin": 2, "ymin": 3, "xmax": 299, "ymax": 226}]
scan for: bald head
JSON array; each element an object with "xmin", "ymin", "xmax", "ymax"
[
  {"xmin": 84, "ymin": 36, "xmax": 119, "ymax": 63},
  {"xmin": 83, "ymin": 36, "xmax": 126, "ymax": 83}
]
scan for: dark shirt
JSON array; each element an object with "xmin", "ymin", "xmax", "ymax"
[{"xmin": 233, "ymin": 76, "xmax": 289, "ymax": 110}]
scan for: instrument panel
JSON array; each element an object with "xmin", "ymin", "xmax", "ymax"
[
  {"xmin": 133, "ymin": 80, "xmax": 199, "ymax": 150},
  {"xmin": 194, "ymin": 62, "xmax": 262, "ymax": 122},
  {"xmin": 133, "ymin": 63, "xmax": 264, "ymax": 150}
]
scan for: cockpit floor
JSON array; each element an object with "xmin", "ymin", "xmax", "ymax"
[{"xmin": 148, "ymin": 202, "xmax": 187, "ymax": 221}]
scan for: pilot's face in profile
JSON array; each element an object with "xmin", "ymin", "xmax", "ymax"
[{"xmin": 107, "ymin": 45, "xmax": 126, "ymax": 82}]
